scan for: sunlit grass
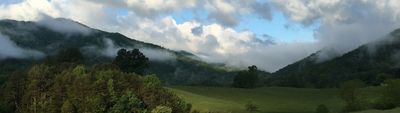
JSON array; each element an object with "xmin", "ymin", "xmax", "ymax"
[{"xmin": 169, "ymin": 86, "xmax": 385, "ymax": 113}]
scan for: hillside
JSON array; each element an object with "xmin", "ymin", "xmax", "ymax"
[
  {"xmin": 272, "ymin": 29, "xmax": 400, "ymax": 88},
  {"xmin": 0, "ymin": 19, "xmax": 236, "ymax": 86}
]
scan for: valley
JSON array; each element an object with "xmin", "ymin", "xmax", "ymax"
[
  {"xmin": 170, "ymin": 86, "xmax": 394, "ymax": 113},
  {"xmin": 1, "ymin": 12, "xmax": 400, "ymax": 113}
]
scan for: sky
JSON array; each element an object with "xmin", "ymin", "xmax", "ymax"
[{"xmin": 1, "ymin": 0, "xmax": 400, "ymax": 72}]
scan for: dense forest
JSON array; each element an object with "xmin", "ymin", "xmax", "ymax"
[{"xmin": 0, "ymin": 48, "xmax": 191, "ymax": 113}]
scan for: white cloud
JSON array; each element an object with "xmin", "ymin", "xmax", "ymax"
[
  {"xmin": 204, "ymin": 0, "xmax": 272, "ymax": 27},
  {"xmin": 1, "ymin": 0, "xmax": 400, "ymax": 72},
  {"xmin": 36, "ymin": 15, "xmax": 92, "ymax": 35},
  {"xmin": 0, "ymin": 0, "xmax": 326, "ymax": 71},
  {"xmin": 117, "ymin": 16, "xmax": 317, "ymax": 71},
  {"xmin": 273, "ymin": 0, "xmax": 400, "ymax": 61},
  {"xmin": 141, "ymin": 48, "xmax": 176, "ymax": 61},
  {"xmin": 82, "ymin": 38, "xmax": 176, "ymax": 61},
  {"xmin": 0, "ymin": 33, "xmax": 45, "ymax": 59}
]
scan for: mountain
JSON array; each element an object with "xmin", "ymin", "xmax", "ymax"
[
  {"xmin": 272, "ymin": 29, "xmax": 400, "ymax": 88},
  {"xmin": 0, "ymin": 18, "xmax": 236, "ymax": 86}
]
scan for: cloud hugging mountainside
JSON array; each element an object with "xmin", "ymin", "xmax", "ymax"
[
  {"xmin": 272, "ymin": 28, "xmax": 400, "ymax": 88},
  {"xmin": 0, "ymin": 18, "xmax": 236, "ymax": 86}
]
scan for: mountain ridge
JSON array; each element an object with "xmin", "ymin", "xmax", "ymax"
[
  {"xmin": 272, "ymin": 28, "xmax": 400, "ymax": 88},
  {"xmin": 0, "ymin": 18, "xmax": 238, "ymax": 86}
]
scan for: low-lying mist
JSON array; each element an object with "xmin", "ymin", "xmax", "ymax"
[
  {"xmin": 0, "ymin": 33, "xmax": 45, "ymax": 60},
  {"xmin": 83, "ymin": 38, "xmax": 176, "ymax": 61}
]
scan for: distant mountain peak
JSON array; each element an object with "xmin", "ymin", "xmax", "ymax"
[{"xmin": 272, "ymin": 28, "xmax": 400, "ymax": 88}]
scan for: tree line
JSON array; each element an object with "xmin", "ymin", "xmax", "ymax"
[{"xmin": 0, "ymin": 48, "xmax": 191, "ymax": 113}]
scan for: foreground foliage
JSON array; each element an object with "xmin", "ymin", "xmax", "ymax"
[{"xmin": 0, "ymin": 64, "xmax": 191, "ymax": 113}]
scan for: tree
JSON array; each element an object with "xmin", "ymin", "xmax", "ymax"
[
  {"xmin": 0, "ymin": 71, "xmax": 27, "ymax": 113},
  {"xmin": 23, "ymin": 64, "xmax": 54, "ymax": 113},
  {"xmin": 0, "ymin": 63, "xmax": 190, "ymax": 113},
  {"xmin": 109, "ymin": 91, "xmax": 144, "ymax": 113},
  {"xmin": 315, "ymin": 104, "xmax": 329, "ymax": 113},
  {"xmin": 233, "ymin": 65, "xmax": 259, "ymax": 88},
  {"xmin": 113, "ymin": 48, "xmax": 149, "ymax": 74},
  {"xmin": 339, "ymin": 80, "xmax": 366, "ymax": 112},
  {"xmin": 143, "ymin": 74, "xmax": 162, "ymax": 89}
]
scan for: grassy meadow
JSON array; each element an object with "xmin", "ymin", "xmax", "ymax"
[
  {"xmin": 169, "ymin": 86, "xmax": 386, "ymax": 113},
  {"xmin": 353, "ymin": 108, "xmax": 400, "ymax": 113}
]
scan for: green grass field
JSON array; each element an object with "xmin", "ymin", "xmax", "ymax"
[
  {"xmin": 169, "ymin": 86, "xmax": 386, "ymax": 113},
  {"xmin": 353, "ymin": 108, "xmax": 400, "ymax": 113}
]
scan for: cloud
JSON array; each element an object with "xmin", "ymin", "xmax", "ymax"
[
  {"xmin": 272, "ymin": 0, "xmax": 400, "ymax": 61},
  {"xmin": 0, "ymin": 33, "xmax": 45, "ymax": 59},
  {"xmin": 204, "ymin": 0, "xmax": 272, "ymax": 27},
  {"xmin": 2, "ymin": 0, "xmax": 400, "ymax": 72},
  {"xmin": 117, "ymin": 16, "xmax": 316, "ymax": 71},
  {"xmin": 36, "ymin": 15, "xmax": 92, "ymax": 35},
  {"xmin": 140, "ymin": 48, "xmax": 176, "ymax": 61},
  {"xmin": 82, "ymin": 0, "xmax": 272, "ymax": 27},
  {"xmin": 191, "ymin": 26, "xmax": 203, "ymax": 36},
  {"xmin": 80, "ymin": 38, "xmax": 121, "ymax": 58},
  {"xmin": 0, "ymin": 0, "xmax": 311, "ymax": 71},
  {"xmin": 82, "ymin": 38, "xmax": 176, "ymax": 61},
  {"xmin": 86, "ymin": 0, "xmax": 197, "ymax": 18},
  {"xmin": 100, "ymin": 38, "xmax": 120, "ymax": 57}
]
